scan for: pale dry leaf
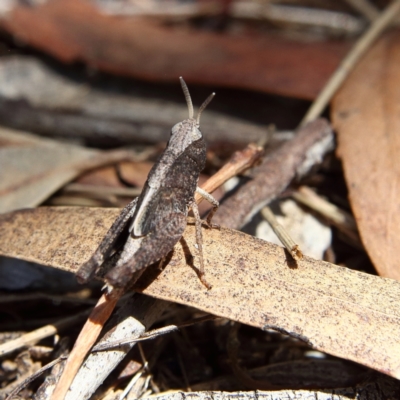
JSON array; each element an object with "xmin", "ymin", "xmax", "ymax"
[
  {"xmin": 0, "ymin": 207, "xmax": 400, "ymax": 378},
  {"xmin": 332, "ymin": 30, "xmax": 400, "ymax": 280},
  {"xmin": 0, "ymin": 128, "xmax": 133, "ymax": 213}
]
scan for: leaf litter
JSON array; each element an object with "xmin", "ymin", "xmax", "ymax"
[
  {"xmin": 332, "ymin": 30, "xmax": 400, "ymax": 281},
  {"xmin": 1, "ymin": 1, "xmax": 400, "ymax": 399}
]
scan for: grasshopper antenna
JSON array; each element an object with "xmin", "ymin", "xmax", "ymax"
[
  {"xmin": 179, "ymin": 77, "xmax": 194, "ymax": 119},
  {"xmin": 197, "ymin": 92, "xmax": 215, "ymax": 125}
]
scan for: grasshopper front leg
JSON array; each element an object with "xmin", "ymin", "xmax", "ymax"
[{"xmin": 195, "ymin": 186, "xmax": 219, "ymax": 227}]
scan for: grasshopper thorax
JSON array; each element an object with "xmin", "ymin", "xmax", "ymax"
[{"xmin": 171, "ymin": 118, "xmax": 202, "ymax": 142}]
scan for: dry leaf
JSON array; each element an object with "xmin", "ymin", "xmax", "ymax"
[
  {"xmin": 0, "ymin": 0, "xmax": 351, "ymax": 100},
  {"xmin": 332, "ymin": 30, "xmax": 400, "ymax": 280},
  {"xmin": 0, "ymin": 128, "xmax": 133, "ymax": 213},
  {"xmin": 0, "ymin": 207, "xmax": 400, "ymax": 378}
]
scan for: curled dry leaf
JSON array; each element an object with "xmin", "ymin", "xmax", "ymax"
[
  {"xmin": 0, "ymin": 207, "xmax": 400, "ymax": 378},
  {"xmin": 0, "ymin": 0, "xmax": 351, "ymax": 100},
  {"xmin": 0, "ymin": 128, "xmax": 134, "ymax": 213},
  {"xmin": 332, "ymin": 30, "xmax": 400, "ymax": 280}
]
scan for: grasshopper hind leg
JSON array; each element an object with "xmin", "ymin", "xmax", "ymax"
[
  {"xmin": 76, "ymin": 198, "xmax": 138, "ymax": 284},
  {"xmin": 190, "ymin": 201, "xmax": 212, "ymax": 290}
]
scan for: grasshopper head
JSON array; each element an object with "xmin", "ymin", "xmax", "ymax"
[
  {"xmin": 179, "ymin": 76, "xmax": 215, "ymax": 126},
  {"xmin": 168, "ymin": 78, "xmax": 215, "ymax": 151}
]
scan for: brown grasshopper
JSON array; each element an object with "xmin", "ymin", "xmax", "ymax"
[{"xmin": 77, "ymin": 78, "xmax": 219, "ymax": 290}]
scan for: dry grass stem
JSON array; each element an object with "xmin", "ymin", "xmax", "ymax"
[
  {"xmin": 92, "ymin": 315, "xmax": 217, "ymax": 352},
  {"xmin": 261, "ymin": 206, "xmax": 303, "ymax": 261}
]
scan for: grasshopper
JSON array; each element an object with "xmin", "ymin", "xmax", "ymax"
[{"xmin": 77, "ymin": 78, "xmax": 219, "ymax": 290}]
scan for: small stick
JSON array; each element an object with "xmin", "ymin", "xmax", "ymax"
[
  {"xmin": 301, "ymin": 0, "xmax": 400, "ymax": 125},
  {"xmin": 261, "ymin": 206, "xmax": 303, "ymax": 261},
  {"xmin": 92, "ymin": 315, "xmax": 217, "ymax": 351},
  {"xmin": 194, "ymin": 143, "xmax": 263, "ymax": 203},
  {"xmin": 50, "ymin": 291, "xmax": 121, "ymax": 400}
]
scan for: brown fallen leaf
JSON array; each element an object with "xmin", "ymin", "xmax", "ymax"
[
  {"xmin": 0, "ymin": 128, "xmax": 135, "ymax": 213},
  {"xmin": 0, "ymin": 207, "xmax": 400, "ymax": 379},
  {"xmin": 0, "ymin": 0, "xmax": 351, "ymax": 100},
  {"xmin": 331, "ymin": 30, "xmax": 400, "ymax": 280}
]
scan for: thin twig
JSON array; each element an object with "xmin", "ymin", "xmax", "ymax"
[
  {"xmin": 261, "ymin": 206, "xmax": 303, "ymax": 260},
  {"xmin": 301, "ymin": 0, "xmax": 400, "ymax": 125},
  {"xmin": 194, "ymin": 143, "xmax": 263, "ymax": 204},
  {"xmin": 92, "ymin": 315, "xmax": 217, "ymax": 352},
  {"xmin": 51, "ymin": 291, "xmax": 121, "ymax": 400}
]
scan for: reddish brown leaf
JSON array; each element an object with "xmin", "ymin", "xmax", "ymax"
[
  {"xmin": 332, "ymin": 30, "xmax": 400, "ymax": 280},
  {"xmin": 0, "ymin": 0, "xmax": 351, "ymax": 100},
  {"xmin": 1, "ymin": 207, "xmax": 400, "ymax": 378}
]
